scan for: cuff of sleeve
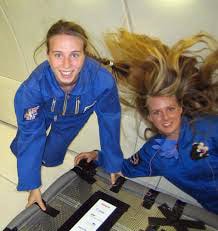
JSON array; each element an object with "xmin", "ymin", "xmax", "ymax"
[
  {"xmin": 97, "ymin": 150, "xmax": 123, "ymax": 173},
  {"xmin": 92, "ymin": 150, "xmax": 100, "ymax": 166},
  {"xmin": 17, "ymin": 182, "xmax": 41, "ymax": 191},
  {"xmin": 17, "ymin": 170, "xmax": 41, "ymax": 191}
]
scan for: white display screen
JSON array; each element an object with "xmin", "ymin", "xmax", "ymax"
[{"xmin": 70, "ymin": 199, "xmax": 116, "ymax": 231}]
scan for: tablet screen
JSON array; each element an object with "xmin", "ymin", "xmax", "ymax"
[
  {"xmin": 58, "ymin": 191, "xmax": 129, "ymax": 231},
  {"xmin": 70, "ymin": 199, "xmax": 116, "ymax": 231}
]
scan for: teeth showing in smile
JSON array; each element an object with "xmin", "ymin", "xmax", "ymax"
[
  {"xmin": 60, "ymin": 71, "xmax": 73, "ymax": 78},
  {"xmin": 61, "ymin": 71, "xmax": 72, "ymax": 75},
  {"xmin": 163, "ymin": 122, "xmax": 171, "ymax": 127}
]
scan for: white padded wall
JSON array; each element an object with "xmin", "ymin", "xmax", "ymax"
[
  {"xmin": 68, "ymin": 113, "xmax": 100, "ymax": 153},
  {"xmin": 126, "ymin": 0, "xmax": 218, "ymax": 43},
  {"xmin": 69, "ymin": 113, "xmax": 138, "ymax": 155},
  {"xmin": 0, "ymin": 76, "xmax": 20, "ymax": 126},
  {"xmin": 0, "ymin": 3, "xmax": 27, "ymax": 81}
]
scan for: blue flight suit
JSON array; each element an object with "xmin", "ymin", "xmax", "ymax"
[
  {"xmin": 11, "ymin": 57, "xmax": 123, "ymax": 191},
  {"xmin": 122, "ymin": 116, "xmax": 218, "ymax": 214}
]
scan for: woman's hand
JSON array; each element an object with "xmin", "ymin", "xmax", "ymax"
[
  {"xmin": 26, "ymin": 188, "xmax": 46, "ymax": 211},
  {"xmin": 74, "ymin": 150, "xmax": 98, "ymax": 166},
  {"xmin": 110, "ymin": 172, "xmax": 124, "ymax": 185},
  {"xmin": 74, "ymin": 151, "xmax": 124, "ymax": 185}
]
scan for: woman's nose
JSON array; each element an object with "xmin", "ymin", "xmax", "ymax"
[
  {"xmin": 162, "ymin": 111, "xmax": 169, "ymax": 120},
  {"xmin": 63, "ymin": 57, "xmax": 71, "ymax": 69}
]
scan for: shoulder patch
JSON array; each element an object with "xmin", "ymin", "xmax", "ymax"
[{"xmin": 24, "ymin": 106, "xmax": 40, "ymax": 121}]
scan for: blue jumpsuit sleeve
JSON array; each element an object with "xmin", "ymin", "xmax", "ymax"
[
  {"xmin": 13, "ymin": 84, "xmax": 46, "ymax": 191},
  {"xmin": 121, "ymin": 141, "xmax": 158, "ymax": 178},
  {"xmin": 95, "ymin": 81, "xmax": 123, "ymax": 173},
  {"xmin": 209, "ymin": 116, "xmax": 218, "ymax": 152}
]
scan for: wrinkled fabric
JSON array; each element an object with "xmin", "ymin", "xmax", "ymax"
[
  {"xmin": 122, "ymin": 116, "xmax": 218, "ymax": 214},
  {"xmin": 152, "ymin": 138, "xmax": 178, "ymax": 159},
  {"xmin": 11, "ymin": 57, "xmax": 123, "ymax": 191}
]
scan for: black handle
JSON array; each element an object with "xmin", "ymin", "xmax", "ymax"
[
  {"xmin": 72, "ymin": 159, "xmax": 97, "ymax": 184},
  {"xmin": 110, "ymin": 176, "xmax": 126, "ymax": 193},
  {"xmin": 35, "ymin": 199, "xmax": 60, "ymax": 217}
]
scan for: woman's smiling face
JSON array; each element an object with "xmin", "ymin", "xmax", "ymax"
[
  {"xmin": 47, "ymin": 34, "xmax": 85, "ymax": 91},
  {"xmin": 147, "ymin": 95, "xmax": 183, "ymax": 140}
]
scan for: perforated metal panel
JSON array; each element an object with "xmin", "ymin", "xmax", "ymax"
[{"xmin": 5, "ymin": 169, "xmax": 218, "ymax": 231}]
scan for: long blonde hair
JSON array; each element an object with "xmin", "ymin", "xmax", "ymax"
[{"xmin": 105, "ymin": 30, "xmax": 218, "ymax": 121}]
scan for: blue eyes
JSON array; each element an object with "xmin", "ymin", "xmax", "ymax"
[
  {"xmin": 168, "ymin": 107, "xmax": 176, "ymax": 112},
  {"xmin": 151, "ymin": 107, "xmax": 176, "ymax": 116},
  {"xmin": 54, "ymin": 53, "xmax": 80, "ymax": 59},
  {"xmin": 152, "ymin": 111, "xmax": 160, "ymax": 115},
  {"xmin": 54, "ymin": 53, "xmax": 62, "ymax": 58},
  {"xmin": 72, "ymin": 53, "xmax": 79, "ymax": 58}
]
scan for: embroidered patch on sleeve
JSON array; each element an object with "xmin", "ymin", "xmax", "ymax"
[{"xmin": 23, "ymin": 106, "xmax": 40, "ymax": 121}]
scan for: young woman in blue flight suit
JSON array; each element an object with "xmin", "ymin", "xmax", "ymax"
[
  {"xmin": 10, "ymin": 20, "xmax": 123, "ymax": 210},
  {"xmin": 75, "ymin": 30, "xmax": 218, "ymax": 214}
]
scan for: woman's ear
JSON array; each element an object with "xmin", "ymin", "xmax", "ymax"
[{"xmin": 147, "ymin": 114, "xmax": 152, "ymax": 123}]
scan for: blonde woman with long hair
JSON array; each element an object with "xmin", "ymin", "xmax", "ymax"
[{"xmin": 75, "ymin": 30, "xmax": 218, "ymax": 214}]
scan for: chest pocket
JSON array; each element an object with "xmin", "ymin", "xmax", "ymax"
[
  {"xmin": 71, "ymin": 95, "xmax": 96, "ymax": 115},
  {"xmin": 44, "ymin": 95, "xmax": 96, "ymax": 116}
]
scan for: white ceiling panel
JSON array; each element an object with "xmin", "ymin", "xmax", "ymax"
[
  {"xmin": 126, "ymin": 0, "xmax": 218, "ymax": 45},
  {"xmin": 0, "ymin": 2, "xmax": 28, "ymax": 80}
]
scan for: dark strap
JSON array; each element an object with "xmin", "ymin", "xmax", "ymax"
[
  {"xmin": 147, "ymin": 200, "xmax": 206, "ymax": 230},
  {"xmin": 35, "ymin": 199, "xmax": 60, "ymax": 217},
  {"xmin": 172, "ymin": 200, "xmax": 186, "ymax": 219},
  {"xmin": 72, "ymin": 160, "xmax": 97, "ymax": 184},
  {"xmin": 142, "ymin": 189, "xmax": 159, "ymax": 209},
  {"xmin": 110, "ymin": 176, "xmax": 126, "ymax": 193},
  {"xmin": 144, "ymin": 224, "xmax": 160, "ymax": 231},
  {"xmin": 3, "ymin": 228, "xmax": 18, "ymax": 231}
]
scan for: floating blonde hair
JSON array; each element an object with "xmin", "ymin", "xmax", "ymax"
[{"xmin": 105, "ymin": 30, "xmax": 218, "ymax": 120}]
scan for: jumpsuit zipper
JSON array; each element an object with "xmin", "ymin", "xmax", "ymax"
[
  {"xmin": 51, "ymin": 97, "xmax": 56, "ymax": 112},
  {"xmin": 54, "ymin": 115, "xmax": 58, "ymax": 122},
  {"xmin": 62, "ymin": 93, "xmax": 68, "ymax": 116},
  {"xmin": 75, "ymin": 96, "xmax": 80, "ymax": 114}
]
